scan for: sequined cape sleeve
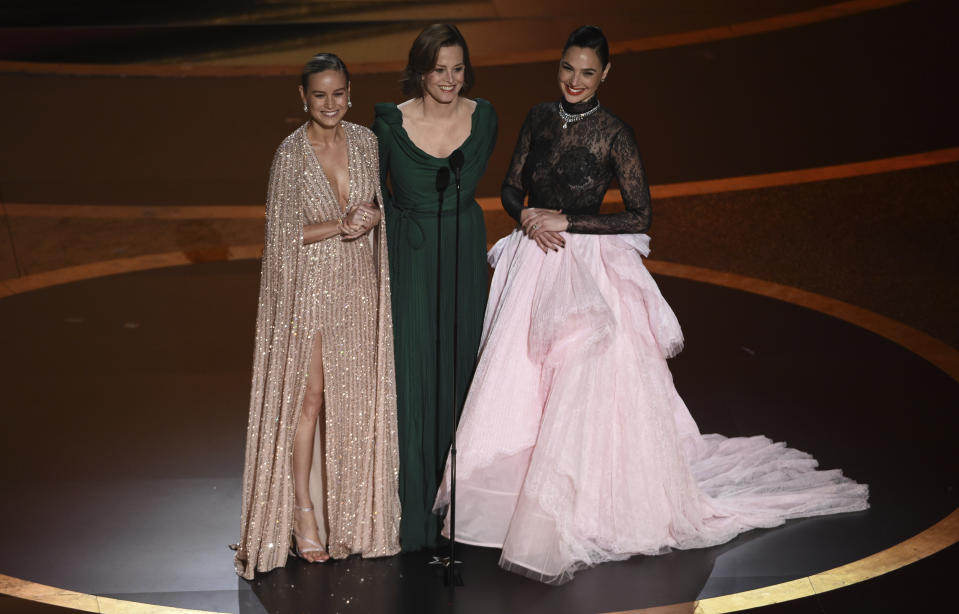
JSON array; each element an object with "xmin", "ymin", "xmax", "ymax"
[
  {"xmin": 362, "ymin": 127, "xmax": 403, "ymax": 555},
  {"xmin": 234, "ymin": 134, "xmax": 306, "ymax": 579}
]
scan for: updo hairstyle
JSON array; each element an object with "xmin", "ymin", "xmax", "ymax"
[
  {"xmin": 301, "ymin": 52, "xmax": 350, "ymax": 89},
  {"xmin": 562, "ymin": 25, "xmax": 610, "ymax": 67}
]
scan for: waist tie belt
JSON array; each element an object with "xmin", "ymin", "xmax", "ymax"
[{"xmin": 391, "ymin": 203, "xmax": 468, "ymax": 250}]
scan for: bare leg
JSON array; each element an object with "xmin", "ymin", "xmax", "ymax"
[{"xmin": 291, "ymin": 332, "xmax": 330, "ymax": 563}]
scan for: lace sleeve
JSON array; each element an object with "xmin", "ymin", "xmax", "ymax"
[
  {"xmin": 501, "ymin": 111, "xmax": 533, "ymax": 223},
  {"xmin": 565, "ymin": 126, "xmax": 652, "ymax": 235}
]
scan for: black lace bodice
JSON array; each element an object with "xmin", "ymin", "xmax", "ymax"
[{"xmin": 501, "ymin": 99, "xmax": 652, "ymax": 234}]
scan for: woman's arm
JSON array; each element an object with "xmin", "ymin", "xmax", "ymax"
[
  {"xmin": 564, "ymin": 126, "xmax": 652, "ymax": 234},
  {"xmin": 502, "ymin": 109, "xmax": 566, "ymax": 252},
  {"xmin": 302, "ymin": 219, "xmax": 346, "ymax": 244},
  {"xmin": 302, "ymin": 205, "xmax": 374, "ymax": 244},
  {"xmin": 501, "ymin": 111, "xmax": 532, "ymax": 224}
]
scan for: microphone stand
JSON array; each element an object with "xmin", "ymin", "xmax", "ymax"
[
  {"xmin": 434, "ymin": 168, "xmax": 451, "ymax": 555},
  {"xmin": 427, "ymin": 156, "xmax": 465, "ymax": 589},
  {"xmin": 446, "ymin": 150, "xmax": 465, "ymax": 588}
]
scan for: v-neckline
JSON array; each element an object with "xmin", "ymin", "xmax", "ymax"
[
  {"xmin": 303, "ymin": 122, "xmax": 353, "ymax": 214},
  {"xmin": 395, "ymin": 100, "xmax": 480, "ymax": 161}
]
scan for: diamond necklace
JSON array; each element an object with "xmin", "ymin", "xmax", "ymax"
[{"xmin": 557, "ymin": 100, "xmax": 600, "ymax": 129}]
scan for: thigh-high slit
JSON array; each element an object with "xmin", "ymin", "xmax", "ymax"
[{"xmin": 292, "ymin": 331, "xmax": 328, "ymax": 545}]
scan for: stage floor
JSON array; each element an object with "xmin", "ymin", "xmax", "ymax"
[
  {"xmin": 0, "ymin": 259, "xmax": 955, "ymax": 613},
  {"xmin": 1, "ymin": 1, "xmax": 957, "ymax": 612}
]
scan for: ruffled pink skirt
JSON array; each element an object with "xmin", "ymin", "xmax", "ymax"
[{"xmin": 435, "ymin": 230, "xmax": 868, "ymax": 585}]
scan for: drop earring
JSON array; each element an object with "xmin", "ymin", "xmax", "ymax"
[
  {"xmin": 347, "ymin": 99, "xmax": 352, "ymax": 109},
  {"xmin": 303, "ymin": 103, "xmax": 308, "ymax": 112}
]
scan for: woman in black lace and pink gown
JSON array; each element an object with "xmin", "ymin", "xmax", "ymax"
[{"xmin": 434, "ymin": 26, "xmax": 868, "ymax": 585}]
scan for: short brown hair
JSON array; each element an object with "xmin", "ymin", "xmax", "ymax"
[{"xmin": 400, "ymin": 24, "xmax": 474, "ymax": 98}]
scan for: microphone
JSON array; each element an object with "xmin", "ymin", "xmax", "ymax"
[
  {"xmin": 435, "ymin": 166, "xmax": 451, "ymax": 193},
  {"xmin": 449, "ymin": 150, "xmax": 464, "ymax": 189}
]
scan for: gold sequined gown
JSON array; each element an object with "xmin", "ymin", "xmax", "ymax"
[{"xmin": 234, "ymin": 122, "xmax": 401, "ymax": 579}]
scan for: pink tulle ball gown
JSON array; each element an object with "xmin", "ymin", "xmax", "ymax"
[{"xmin": 435, "ymin": 230, "xmax": 869, "ymax": 585}]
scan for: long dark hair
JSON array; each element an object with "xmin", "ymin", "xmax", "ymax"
[
  {"xmin": 562, "ymin": 25, "xmax": 610, "ymax": 67},
  {"xmin": 400, "ymin": 24, "xmax": 474, "ymax": 98},
  {"xmin": 301, "ymin": 53, "xmax": 350, "ymax": 89}
]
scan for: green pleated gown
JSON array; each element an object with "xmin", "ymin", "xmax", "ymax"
[{"xmin": 372, "ymin": 99, "xmax": 497, "ymax": 551}]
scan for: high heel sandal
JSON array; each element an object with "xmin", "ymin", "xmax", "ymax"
[{"xmin": 291, "ymin": 505, "xmax": 330, "ymax": 563}]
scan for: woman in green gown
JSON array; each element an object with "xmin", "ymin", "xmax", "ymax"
[{"xmin": 372, "ymin": 24, "xmax": 497, "ymax": 551}]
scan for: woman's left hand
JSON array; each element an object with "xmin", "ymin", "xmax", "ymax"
[
  {"xmin": 342, "ymin": 202, "xmax": 381, "ymax": 240},
  {"xmin": 522, "ymin": 208, "xmax": 569, "ymax": 236}
]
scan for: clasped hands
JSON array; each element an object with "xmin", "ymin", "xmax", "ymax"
[
  {"xmin": 340, "ymin": 202, "xmax": 380, "ymax": 240},
  {"xmin": 521, "ymin": 208, "xmax": 568, "ymax": 253}
]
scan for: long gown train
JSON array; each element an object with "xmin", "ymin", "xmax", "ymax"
[{"xmin": 435, "ymin": 230, "xmax": 868, "ymax": 584}]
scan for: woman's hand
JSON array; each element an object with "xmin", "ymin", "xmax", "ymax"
[
  {"xmin": 521, "ymin": 208, "xmax": 567, "ymax": 252},
  {"xmin": 341, "ymin": 203, "xmax": 380, "ymax": 240},
  {"xmin": 530, "ymin": 230, "xmax": 566, "ymax": 253}
]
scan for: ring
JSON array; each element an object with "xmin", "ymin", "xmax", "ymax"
[{"xmin": 531, "ymin": 223, "xmax": 539, "ymax": 230}]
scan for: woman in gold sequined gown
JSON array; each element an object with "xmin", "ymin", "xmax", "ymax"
[{"xmin": 234, "ymin": 54, "xmax": 401, "ymax": 580}]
